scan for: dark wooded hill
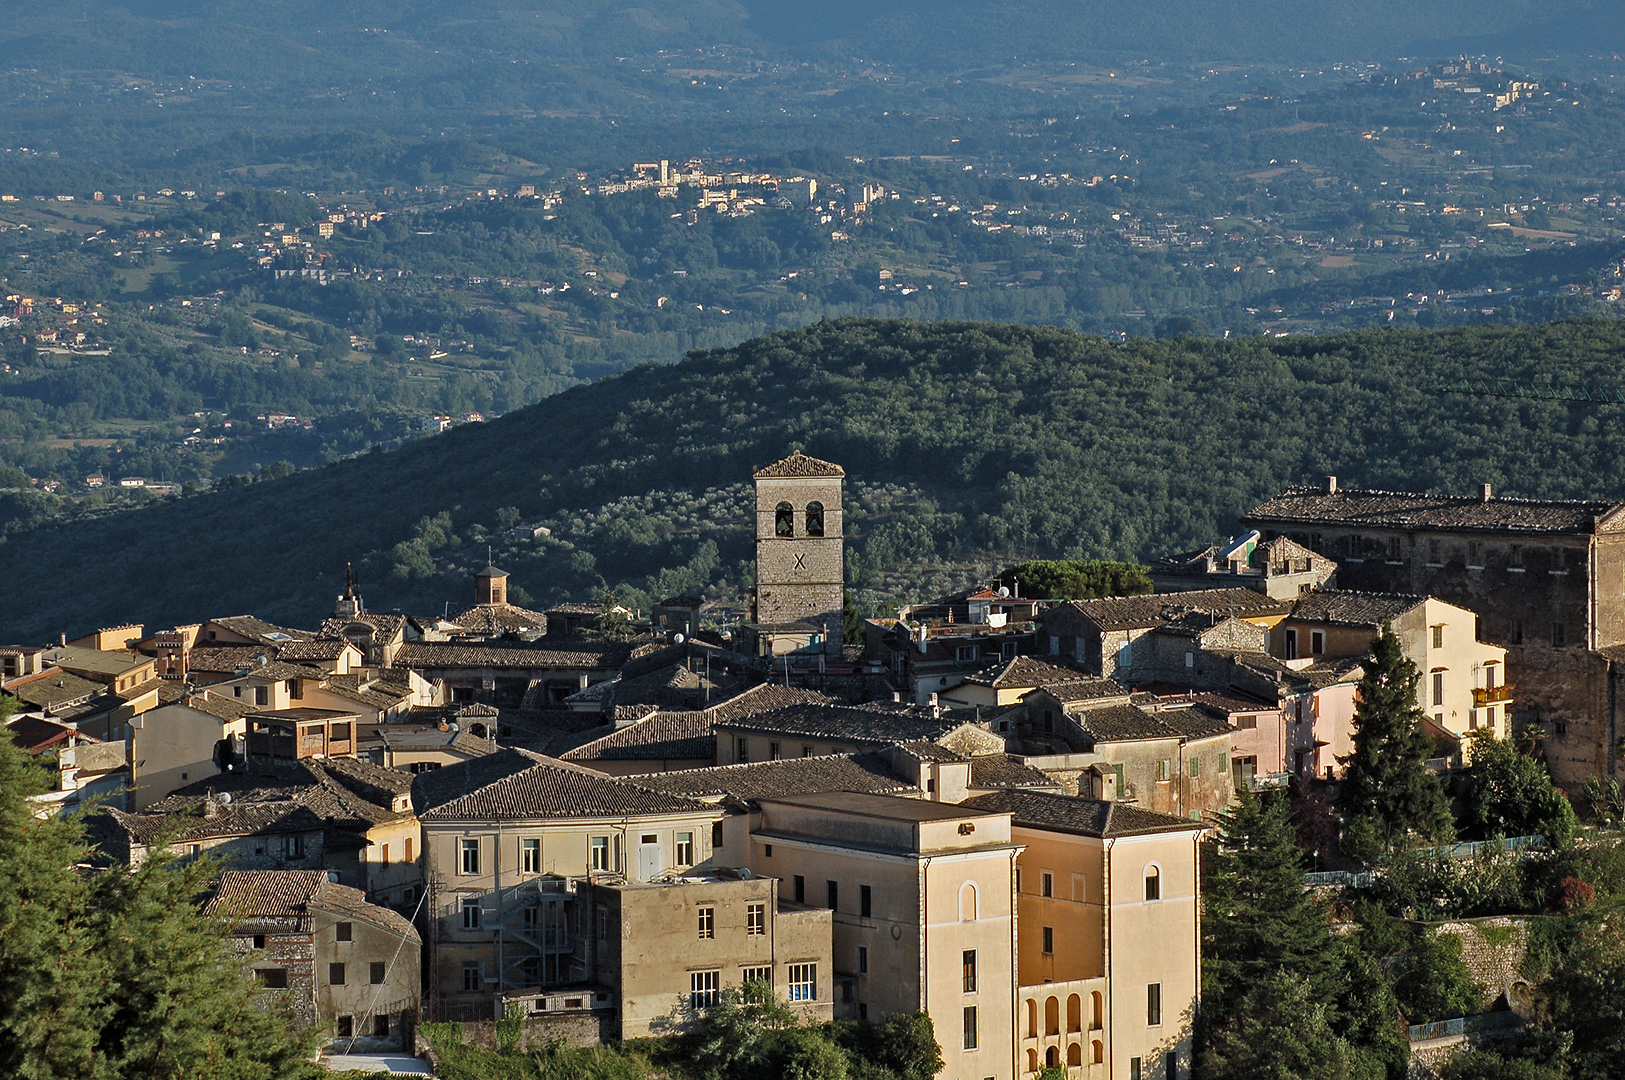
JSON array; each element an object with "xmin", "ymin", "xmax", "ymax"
[{"xmin": 6, "ymin": 316, "xmax": 1625, "ymax": 640}]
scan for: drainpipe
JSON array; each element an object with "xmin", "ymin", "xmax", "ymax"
[{"xmin": 1103, "ymin": 837, "xmax": 1114, "ymax": 1074}]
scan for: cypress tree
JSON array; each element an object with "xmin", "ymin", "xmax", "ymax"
[
  {"xmin": 1202, "ymin": 787, "xmax": 1336, "ymax": 1012},
  {"xmin": 1340, "ymin": 627, "xmax": 1455, "ymax": 853}
]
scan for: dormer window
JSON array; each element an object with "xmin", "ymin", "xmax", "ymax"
[
  {"xmin": 806, "ymin": 502, "xmax": 824, "ymax": 537},
  {"xmin": 775, "ymin": 502, "xmax": 794, "ymax": 537}
]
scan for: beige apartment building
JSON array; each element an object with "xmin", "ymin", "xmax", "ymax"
[
  {"xmin": 412, "ymin": 748, "xmax": 724, "ymax": 1013},
  {"xmin": 964, "ymin": 790, "xmax": 1207, "ymax": 1080},
  {"xmin": 1270, "ymin": 591, "xmax": 1511, "ymax": 745},
  {"xmin": 580, "ymin": 871, "xmax": 834, "ymax": 1037},
  {"xmin": 740, "ymin": 792, "xmax": 1022, "ymax": 1080}
]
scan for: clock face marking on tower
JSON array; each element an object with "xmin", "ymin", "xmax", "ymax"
[{"xmin": 793, "ymin": 552, "xmax": 807, "ymax": 571}]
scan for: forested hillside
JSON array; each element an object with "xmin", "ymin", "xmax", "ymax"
[{"xmin": 5, "ymin": 317, "xmax": 1625, "ymax": 639}]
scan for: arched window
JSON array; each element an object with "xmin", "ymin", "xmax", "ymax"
[
  {"xmin": 1091, "ymin": 991, "xmax": 1103, "ymax": 1030},
  {"xmin": 1026, "ymin": 998, "xmax": 1037, "ymax": 1038},
  {"xmin": 1068, "ymin": 1043, "xmax": 1082, "ymax": 1067},
  {"xmin": 1045, "ymin": 1046, "xmax": 1058, "ymax": 1069},
  {"xmin": 1144, "ymin": 864, "xmax": 1161, "ymax": 901},
  {"xmin": 1092, "ymin": 1039, "xmax": 1104, "ymax": 1064},
  {"xmin": 469, "ymin": 723, "xmax": 488, "ymax": 739},
  {"xmin": 960, "ymin": 882, "xmax": 978, "ymax": 921},
  {"xmin": 1045, "ymin": 996, "xmax": 1060, "ymax": 1036},
  {"xmin": 1026, "ymin": 1049, "xmax": 1039, "ymax": 1074},
  {"xmin": 1067, "ymin": 994, "xmax": 1081, "ymax": 1032},
  {"xmin": 806, "ymin": 501, "xmax": 825, "ymax": 537},
  {"xmin": 775, "ymin": 502, "xmax": 794, "ymax": 537}
]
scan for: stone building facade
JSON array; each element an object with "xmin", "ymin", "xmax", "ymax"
[
  {"xmin": 1243, "ymin": 480, "xmax": 1625, "ymax": 786},
  {"xmin": 751, "ymin": 452, "xmax": 846, "ymax": 655}
]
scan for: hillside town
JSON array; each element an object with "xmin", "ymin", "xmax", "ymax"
[{"xmin": 5, "ymin": 451, "xmax": 1617, "ymax": 1077}]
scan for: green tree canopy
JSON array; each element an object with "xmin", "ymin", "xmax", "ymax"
[
  {"xmin": 1460, "ymin": 732, "xmax": 1577, "ymax": 845},
  {"xmin": 996, "ymin": 560, "xmax": 1152, "ymax": 601},
  {"xmin": 1339, "ymin": 628, "xmax": 1455, "ymax": 856}
]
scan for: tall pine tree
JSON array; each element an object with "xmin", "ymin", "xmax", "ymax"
[{"xmin": 1339, "ymin": 627, "xmax": 1455, "ymax": 855}]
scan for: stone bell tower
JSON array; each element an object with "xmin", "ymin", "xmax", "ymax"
[{"xmin": 752, "ymin": 451, "xmax": 845, "ymax": 651}]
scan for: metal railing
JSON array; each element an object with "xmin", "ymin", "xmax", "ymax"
[{"xmin": 1407, "ymin": 1010, "xmax": 1521, "ymax": 1042}]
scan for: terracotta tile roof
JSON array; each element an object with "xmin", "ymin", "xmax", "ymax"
[
  {"xmin": 207, "ymin": 616, "xmax": 313, "ymax": 644},
  {"xmin": 185, "ymin": 646, "xmax": 275, "ymax": 673},
  {"xmin": 1245, "ymin": 486, "xmax": 1624, "ymax": 535},
  {"xmin": 969, "ymin": 755, "xmax": 1061, "ymax": 790},
  {"xmin": 321, "ymin": 674, "xmax": 412, "ymax": 711},
  {"xmin": 715, "ymin": 702, "xmax": 967, "ymax": 745},
  {"xmin": 1032, "ymin": 677, "xmax": 1131, "ymax": 704},
  {"xmin": 628, "ymin": 752, "xmax": 917, "ymax": 803},
  {"xmin": 7, "ymin": 714, "xmax": 83, "ymax": 753},
  {"xmin": 206, "ymin": 870, "xmax": 419, "ymax": 940},
  {"xmin": 6, "ymin": 669, "xmax": 105, "ymax": 709},
  {"xmin": 1070, "ymin": 703, "xmax": 1182, "ymax": 742},
  {"xmin": 964, "ymin": 789, "xmax": 1207, "ymax": 837},
  {"xmin": 223, "ymin": 661, "xmax": 329, "ymax": 683},
  {"xmin": 273, "ymin": 639, "xmax": 353, "ymax": 662},
  {"xmin": 960, "ymin": 656, "xmax": 1091, "ymax": 689},
  {"xmin": 394, "ymin": 641, "xmax": 630, "ymax": 671},
  {"xmin": 413, "ymin": 748, "xmax": 715, "ymax": 821},
  {"xmin": 318, "ymin": 612, "xmax": 411, "ymax": 641},
  {"xmin": 1287, "ymin": 589, "xmax": 1426, "ymax": 628},
  {"xmin": 449, "ymin": 603, "xmax": 551, "ymax": 637},
  {"xmin": 171, "ymin": 693, "xmax": 259, "ymax": 723},
  {"xmin": 1046, "ymin": 588, "xmax": 1290, "ymax": 632},
  {"xmin": 561, "ymin": 684, "xmax": 835, "ymax": 763},
  {"xmin": 753, "ymin": 451, "xmax": 845, "ymax": 478}
]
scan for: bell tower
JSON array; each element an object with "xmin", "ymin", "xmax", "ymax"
[{"xmin": 753, "ymin": 451, "xmax": 845, "ymax": 651}]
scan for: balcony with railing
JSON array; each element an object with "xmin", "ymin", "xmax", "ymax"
[{"xmin": 1473, "ymin": 684, "xmax": 1515, "ymax": 707}]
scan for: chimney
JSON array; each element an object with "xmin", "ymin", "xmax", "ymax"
[
  {"xmin": 1481, "ymin": 483, "xmax": 1493, "ymax": 503},
  {"xmin": 1325, "ymin": 475, "xmax": 1338, "ymax": 494},
  {"xmin": 203, "ymin": 794, "xmax": 219, "ymax": 819}
]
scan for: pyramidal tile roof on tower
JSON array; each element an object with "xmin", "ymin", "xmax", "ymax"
[{"xmin": 754, "ymin": 451, "xmax": 845, "ymax": 479}]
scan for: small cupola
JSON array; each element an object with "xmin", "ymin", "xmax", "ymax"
[{"xmin": 475, "ymin": 565, "xmax": 508, "ymax": 606}]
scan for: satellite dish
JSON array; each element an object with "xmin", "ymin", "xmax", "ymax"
[
  {"xmin": 256, "ymin": 655, "xmax": 269, "ymax": 667},
  {"xmin": 217, "ymin": 792, "xmax": 232, "ymax": 804},
  {"xmin": 449, "ymin": 722, "xmax": 460, "ymax": 732},
  {"xmin": 997, "ymin": 586, "xmax": 1010, "ymax": 598},
  {"xmin": 673, "ymin": 633, "xmax": 686, "ymax": 645},
  {"xmin": 739, "ymin": 867, "xmax": 753, "ymax": 880}
]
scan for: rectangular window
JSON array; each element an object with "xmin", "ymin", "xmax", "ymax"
[
  {"xmin": 794, "ymin": 875, "xmax": 805, "ymax": 903},
  {"xmin": 1114, "ymin": 764, "xmax": 1125, "ymax": 798},
  {"xmin": 1148, "ymin": 983, "xmax": 1162, "ymax": 1026},
  {"xmin": 860, "ymin": 884, "xmax": 872, "ymax": 918},
  {"xmin": 736, "ymin": 737, "xmax": 749, "ymax": 763},
  {"xmin": 1041, "ymin": 872, "xmax": 1053, "ymax": 898},
  {"xmin": 1512, "ymin": 619, "xmax": 1525, "ymax": 645},
  {"xmin": 1189, "ymin": 757, "xmax": 1201, "ymax": 778},
  {"xmin": 521, "ymin": 838, "xmax": 540, "ymax": 874},
  {"xmin": 329, "ymin": 962, "xmax": 346, "ymax": 986},
  {"xmin": 371, "ymin": 961, "xmax": 386, "ymax": 985},
  {"xmin": 827, "ymin": 880, "xmax": 839, "ymax": 911},
  {"xmin": 255, "ymin": 685, "xmax": 268, "ymax": 706},
  {"xmin": 460, "ymin": 838, "xmax": 479, "ymax": 875},
  {"xmin": 1310, "ymin": 630, "xmax": 1324, "ymax": 656},
  {"xmin": 963, "ymin": 950, "xmax": 977, "ymax": 993},
  {"xmin": 1432, "ymin": 624, "xmax": 1444, "ymax": 649},
  {"xmin": 1553, "ymin": 622, "xmax": 1567, "ymax": 648},
  {"xmin": 690, "ymin": 970, "xmax": 722, "ymax": 1009},
  {"xmin": 769, "ymin": 741, "xmax": 782, "ymax": 760},
  {"xmin": 336, "ymin": 921, "xmax": 352, "ymax": 942},
  {"xmin": 1042, "ymin": 926, "xmax": 1054, "ymax": 954},
  {"xmin": 374, "ymin": 1015, "xmax": 390, "ymax": 1039},
  {"xmin": 461, "ymin": 897, "xmax": 482, "ymax": 929},
  {"xmin": 289, "ymin": 678, "xmax": 303, "ymax": 699},
  {"xmin": 1432, "ymin": 672, "xmax": 1445, "ymax": 707},
  {"xmin": 590, "ymin": 836, "xmax": 610, "ymax": 871},
  {"xmin": 1284, "ymin": 628, "xmax": 1298, "ymax": 660},
  {"xmin": 1167, "ymin": 1051, "xmax": 1179, "ymax": 1080},
  {"xmin": 858, "ymin": 946, "xmax": 869, "ymax": 974},
  {"xmin": 742, "ymin": 965, "xmax": 772, "ymax": 986},
  {"xmin": 747, "ymin": 902, "xmax": 765, "ymax": 936},
  {"xmin": 380, "ymin": 843, "xmax": 390, "ymax": 868},
  {"xmin": 595, "ymin": 904, "xmax": 609, "ymax": 942},
  {"xmin": 1237, "ymin": 713, "xmax": 1256, "ymax": 730},
  {"xmin": 712, "ymin": 822, "xmax": 724, "ymax": 847},
  {"xmin": 788, "ymin": 963, "xmax": 817, "ymax": 1002},
  {"xmin": 336, "ymin": 1015, "xmax": 353, "ymax": 1038},
  {"xmin": 675, "ymin": 832, "xmax": 694, "ymax": 866},
  {"xmin": 1130, "ymin": 1058, "xmax": 1142, "ymax": 1080},
  {"xmin": 801, "ymin": 745, "xmax": 814, "ymax": 757},
  {"xmin": 698, "ymin": 906, "xmax": 715, "ymax": 939},
  {"xmin": 286, "ymin": 834, "xmax": 305, "ymax": 859},
  {"xmin": 252, "ymin": 934, "xmax": 266, "ymax": 949},
  {"xmin": 462, "ymin": 962, "xmax": 481, "ymax": 992},
  {"xmin": 963, "ymin": 1005, "xmax": 978, "ymax": 1049},
  {"xmin": 1157, "ymin": 759, "xmax": 1171, "ymax": 782},
  {"xmin": 1429, "ymin": 539, "xmax": 1441, "ymax": 562},
  {"xmin": 1511, "ymin": 545, "xmax": 1524, "ymax": 567},
  {"xmin": 257, "ymin": 968, "xmax": 288, "ymax": 989}
]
